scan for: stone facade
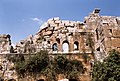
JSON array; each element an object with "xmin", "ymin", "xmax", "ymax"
[
  {"xmin": 15, "ymin": 18, "xmax": 94, "ymax": 56},
  {"xmin": 33, "ymin": 17, "xmax": 94, "ymax": 54}
]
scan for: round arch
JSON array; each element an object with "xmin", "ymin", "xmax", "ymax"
[
  {"xmin": 74, "ymin": 41, "xmax": 79, "ymax": 50},
  {"xmin": 62, "ymin": 40, "xmax": 69, "ymax": 53},
  {"xmin": 52, "ymin": 43, "xmax": 58, "ymax": 51}
]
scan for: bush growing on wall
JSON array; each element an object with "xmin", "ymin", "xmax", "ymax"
[{"xmin": 14, "ymin": 50, "xmax": 84, "ymax": 81}]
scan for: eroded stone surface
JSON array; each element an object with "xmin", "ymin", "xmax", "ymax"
[{"xmin": 0, "ymin": 34, "xmax": 12, "ymax": 54}]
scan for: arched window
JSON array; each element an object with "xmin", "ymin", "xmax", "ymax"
[
  {"xmin": 74, "ymin": 41, "xmax": 79, "ymax": 50},
  {"xmin": 52, "ymin": 43, "xmax": 58, "ymax": 51},
  {"xmin": 62, "ymin": 41, "xmax": 69, "ymax": 53}
]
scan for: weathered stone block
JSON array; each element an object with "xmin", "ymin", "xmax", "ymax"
[
  {"xmin": 111, "ymin": 38, "xmax": 120, "ymax": 47},
  {"xmin": 104, "ymin": 38, "xmax": 111, "ymax": 48},
  {"xmin": 45, "ymin": 31, "xmax": 52, "ymax": 36},
  {"xmin": 112, "ymin": 29, "xmax": 120, "ymax": 37}
]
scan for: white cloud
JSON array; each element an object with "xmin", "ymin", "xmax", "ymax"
[
  {"xmin": 31, "ymin": 17, "xmax": 44, "ymax": 25},
  {"xmin": 32, "ymin": 18, "xmax": 40, "ymax": 21}
]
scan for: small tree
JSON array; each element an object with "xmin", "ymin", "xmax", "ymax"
[
  {"xmin": 14, "ymin": 54, "xmax": 26, "ymax": 78},
  {"xmin": 15, "ymin": 51, "xmax": 85, "ymax": 81},
  {"xmin": 54, "ymin": 55, "xmax": 84, "ymax": 80},
  {"xmin": 15, "ymin": 50, "xmax": 49, "ymax": 80},
  {"xmin": 92, "ymin": 49, "xmax": 120, "ymax": 81},
  {"xmin": 66, "ymin": 60, "xmax": 84, "ymax": 80},
  {"xmin": 15, "ymin": 61, "xmax": 26, "ymax": 78},
  {"xmin": 26, "ymin": 50, "xmax": 49, "ymax": 79}
]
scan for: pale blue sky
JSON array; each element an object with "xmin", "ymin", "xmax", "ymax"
[{"xmin": 0, "ymin": 0, "xmax": 120, "ymax": 44}]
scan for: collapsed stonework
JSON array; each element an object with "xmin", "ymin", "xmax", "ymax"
[
  {"xmin": 14, "ymin": 8, "xmax": 120, "ymax": 61},
  {"xmin": 33, "ymin": 17, "xmax": 94, "ymax": 54},
  {"xmin": 15, "ymin": 16, "xmax": 94, "ymax": 55},
  {"xmin": 15, "ymin": 35, "xmax": 36, "ymax": 54}
]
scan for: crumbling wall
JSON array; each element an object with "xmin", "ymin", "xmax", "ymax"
[
  {"xmin": 85, "ymin": 9, "xmax": 120, "ymax": 61},
  {"xmin": 0, "ymin": 34, "xmax": 12, "ymax": 54},
  {"xmin": 0, "ymin": 54, "xmax": 17, "ymax": 80},
  {"xmin": 33, "ymin": 17, "xmax": 94, "ymax": 54},
  {"xmin": 14, "ymin": 8, "xmax": 120, "ymax": 62},
  {"xmin": 15, "ymin": 35, "xmax": 36, "ymax": 54}
]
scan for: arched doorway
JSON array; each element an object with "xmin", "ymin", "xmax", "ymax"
[
  {"xmin": 52, "ymin": 43, "xmax": 58, "ymax": 51},
  {"xmin": 74, "ymin": 41, "xmax": 79, "ymax": 50},
  {"xmin": 62, "ymin": 41, "xmax": 69, "ymax": 53}
]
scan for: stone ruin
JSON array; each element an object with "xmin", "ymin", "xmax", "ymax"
[
  {"xmin": 0, "ymin": 55, "xmax": 17, "ymax": 80},
  {"xmin": 84, "ymin": 8, "xmax": 120, "ymax": 61},
  {"xmin": 14, "ymin": 8, "xmax": 120, "ymax": 61},
  {"xmin": 0, "ymin": 8, "xmax": 120, "ymax": 80},
  {"xmin": 33, "ymin": 17, "xmax": 94, "ymax": 54},
  {"xmin": 0, "ymin": 34, "xmax": 12, "ymax": 54},
  {"xmin": 14, "ymin": 35, "xmax": 36, "ymax": 54},
  {"xmin": 15, "ymin": 17, "xmax": 94, "ymax": 55},
  {"xmin": 0, "ymin": 34, "xmax": 17, "ymax": 80}
]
